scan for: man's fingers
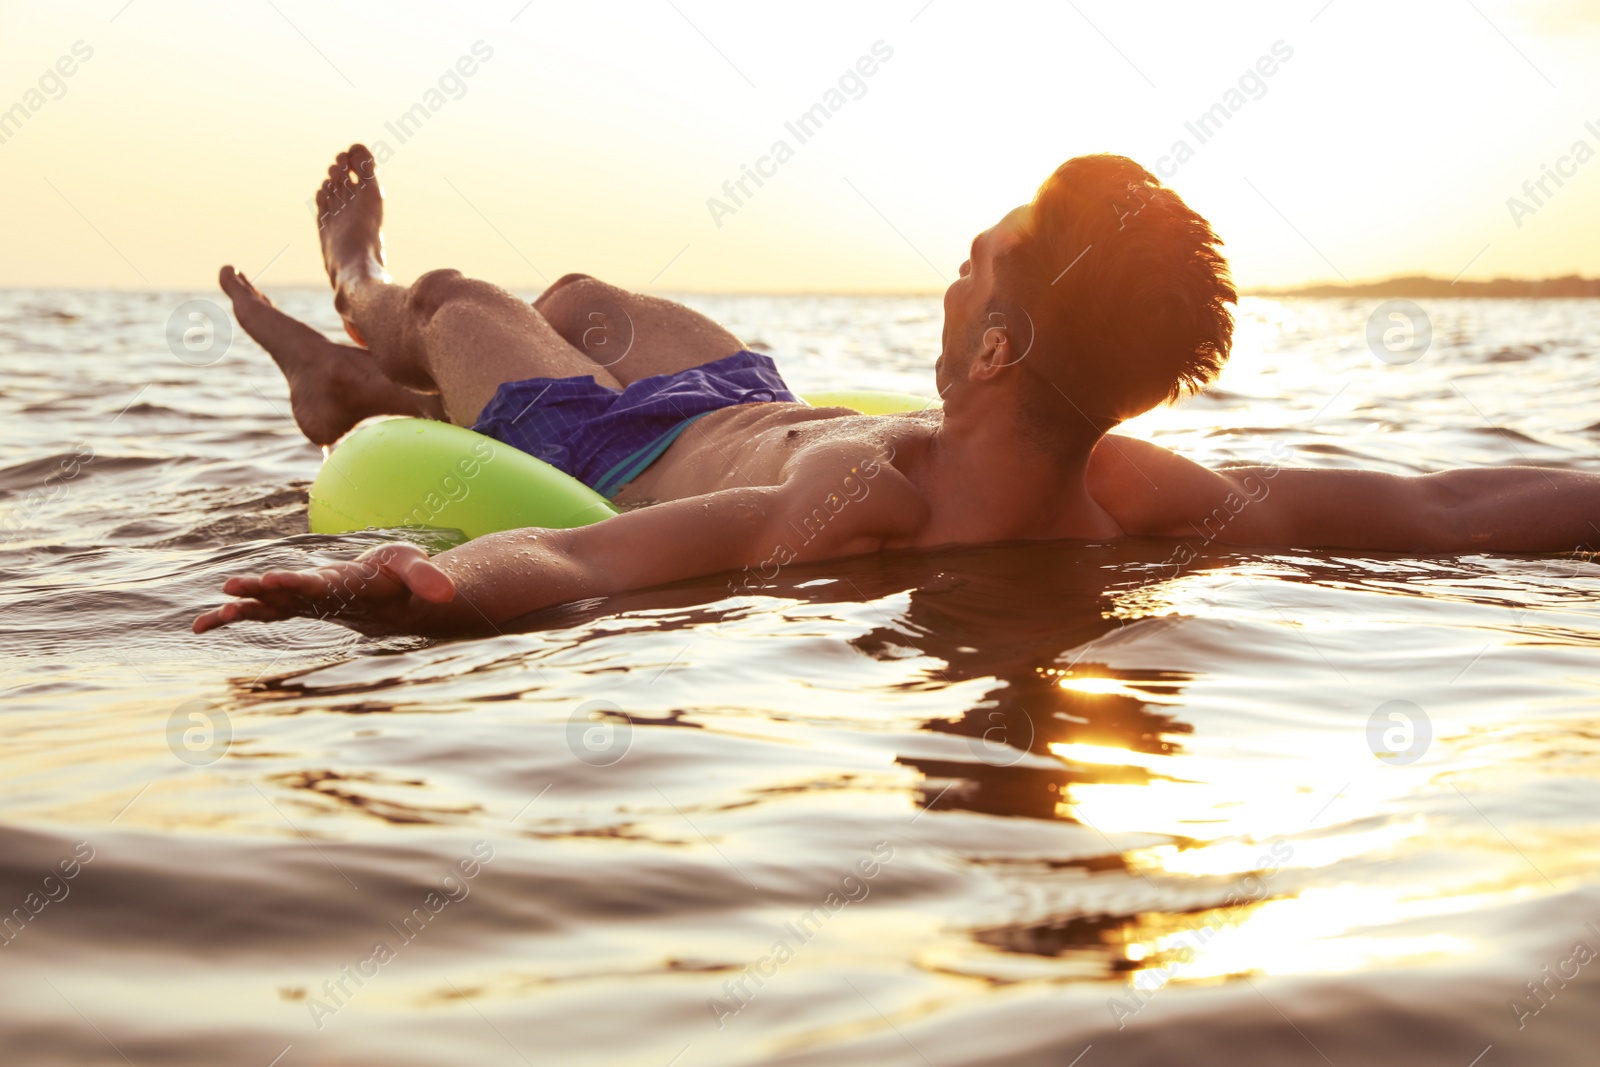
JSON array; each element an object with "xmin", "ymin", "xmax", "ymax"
[
  {"xmin": 218, "ymin": 574, "xmax": 313, "ymax": 610},
  {"xmin": 198, "ymin": 544, "xmax": 450, "ymax": 637},
  {"xmin": 226, "ymin": 570, "xmax": 329, "ymax": 598},
  {"xmin": 230, "ymin": 599, "xmax": 294, "ymax": 623},
  {"xmin": 192, "ymin": 598, "xmax": 291, "ymax": 633},
  {"xmin": 192, "ymin": 608, "xmax": 226, "ymax": 633},
  {"xmin": 372, "ymin": 544, "xmax": 456, "ymax": 604},
  {"xmin": 222, "ymin": 575, "xmax": 266, "ymax": 597},
  {"xmin": 260, "ymin": 568, "xmax": 334, "ymax": 596},
  {"xmin": 401, "ymin": 557, "xmax": 457, "ymax": 604}
]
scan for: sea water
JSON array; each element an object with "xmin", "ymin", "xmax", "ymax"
[{"xmin": 2, "ymin": 289, "xmax": 1598, "ymax": 1065}]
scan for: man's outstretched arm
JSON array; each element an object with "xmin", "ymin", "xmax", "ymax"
[
  {"xmin": 194, "ymin": 450, "xmax": 922, "ymax": 636},
  {"xmin": 1091, "ymin": 436, "xmax": 1600, "ymax": 553}
]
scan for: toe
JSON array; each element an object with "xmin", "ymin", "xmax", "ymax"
[
  {"xmin": 218, "ymin": 265, "xmax": 268, "ymax": 307},
  {"xmin": 320, "ymin": 176, "xmax": 351, "ymax": 213},
  {"xmin": 350, "ymin": 143, "xmax": 376, "ymax": 181}
]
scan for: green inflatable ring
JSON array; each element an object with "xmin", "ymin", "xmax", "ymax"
[
  {"xmin": 802, "ymin": 390, "xmax": 939, "ymax": 415},
  {"xmin": 308, "ymin": 390, "xmax": 936, "ymax": 543}
]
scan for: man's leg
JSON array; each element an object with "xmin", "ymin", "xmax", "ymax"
[
  {"xmin": 532, "ymin": 273, "xmax": 749, "ymax": 386},
  {"xmin": 220, "ymin": 266, "xmax": 445, "ymax": 447},
  {"xmin": 319, "ymin": 145, "xmax": 618, "ymax": 427}
]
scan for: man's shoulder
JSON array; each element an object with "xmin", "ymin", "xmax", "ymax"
[
  {"xmin": 776, "ymin": 437, "xmax": 929, "ymax": 555},
  {"xmin": 1087, "ymin": 434, "xmax": 1233, "ymax": 537}
]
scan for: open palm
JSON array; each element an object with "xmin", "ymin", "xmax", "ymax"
[{"xmin": 193, "ymin": 544, "xmax": 456, "ymax": 636}]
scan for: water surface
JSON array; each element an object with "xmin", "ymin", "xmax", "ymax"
[{"xmin": 2, "ymin": 290, "xmax": 1599, "ymax": 1065}]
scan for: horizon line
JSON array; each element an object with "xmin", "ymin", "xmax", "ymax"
[{"xmin": 5, "ymin": 270, "xmax": 1597, "ymax": 298}]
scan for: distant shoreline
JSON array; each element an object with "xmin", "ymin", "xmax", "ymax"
[
  {"xmin": 1246, "ymin": 274, "xmax": 1600, "ymax": 299},
  {"xmin": 5, "ymin": 276, "xmax": 1600, "ymax": 299}
]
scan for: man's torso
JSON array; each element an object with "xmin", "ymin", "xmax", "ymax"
[
  {"xmin": 610, "ymin": 403, "xmax": 933, "ymax": 507},
  {"xmin": 609, "ymin": 402, "xmax": 1202, "ymax": 548}
]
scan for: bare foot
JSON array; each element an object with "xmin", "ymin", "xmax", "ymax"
[
  {"xmin": 316, "ymin": 143, "xmax": 387, "ymax": 340},
  {"xmin": 219, "ymin": 266, "xmax": 439, "ymax": 446}
]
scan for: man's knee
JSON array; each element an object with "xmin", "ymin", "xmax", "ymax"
[
  {"xmin": 539, "ymin": 272, "xmax": 596, "ymax": 302},
  {"xmin": 534, "ymin": 273, "xmax": 633, "ymax": 326},
  {"xmin": 533, "ymin": 272, "xmax": 615, "ymax": 315},
  {"xmin": 533, "ymin": 275, "xmax": 637, "ymax": 354},
  {"xmin": 407, "ymin": 268, "xmax": 495, "ymax": 322}
]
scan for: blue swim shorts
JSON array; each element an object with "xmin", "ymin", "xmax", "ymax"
[{"xmin": 471, "ymin": 350, "xmax": 799, "ymax": 499}]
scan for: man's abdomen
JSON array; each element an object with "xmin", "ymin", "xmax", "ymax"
[{"xmin": 610, "ymin": 403, "xmax": 849, "ymax": 505}]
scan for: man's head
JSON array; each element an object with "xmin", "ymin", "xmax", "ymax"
[{"xmin": 937, "ymin": 154, "xmax": 1236, "ymax": 445}]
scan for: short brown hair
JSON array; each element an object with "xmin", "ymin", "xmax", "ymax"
[{"xmin": 996, "ymin": 154, "xmax": 1236, "ymax": 438}]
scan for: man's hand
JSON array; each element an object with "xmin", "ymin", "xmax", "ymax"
[
  {"xmin": 193, "ymin": 445, "xmax": 918, "ymax": 638},
  {"xmin": 192, "ymin": 543, "xmax": 457, "ymax": 636}
]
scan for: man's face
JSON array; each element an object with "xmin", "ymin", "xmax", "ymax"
[{"xmin": 937, "ymin": 205, "xmax": 1030, "ymax": 399}]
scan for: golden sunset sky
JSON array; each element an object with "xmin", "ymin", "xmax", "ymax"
[{"xmin": 2, "ymin": 0, "xmax": 1598, "ymax": 293}]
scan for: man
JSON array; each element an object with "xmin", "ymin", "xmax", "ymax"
[{"xmin": 193, "ymin": 145, "xmax": 1599, "ymax": 636}]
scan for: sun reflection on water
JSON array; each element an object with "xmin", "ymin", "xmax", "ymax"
[
  {"xmin": 1116, "ymin": 891, "xmax": 1476, "ymax": 988},
  {"xmin": 1125, "ymin": 819, "xmax": 1426, "ymax": 879},
  {"xmin": 1003, "ymin": 649, "xmax": 1566, "ymax": 989}
]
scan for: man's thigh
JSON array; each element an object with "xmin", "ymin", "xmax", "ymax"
[{"xmin": 533, "ymin": 274, "xmax": 747, "ymax": 386}]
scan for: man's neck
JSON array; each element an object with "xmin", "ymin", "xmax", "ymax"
[{"xmin": 924, "ymin": 407, "xmax": 1121, "ymax": 542}]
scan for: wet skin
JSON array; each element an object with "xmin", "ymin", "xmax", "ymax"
[{"xmin": 194, "ymin": 146, "xmax": 1600, "ymax": 637}]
